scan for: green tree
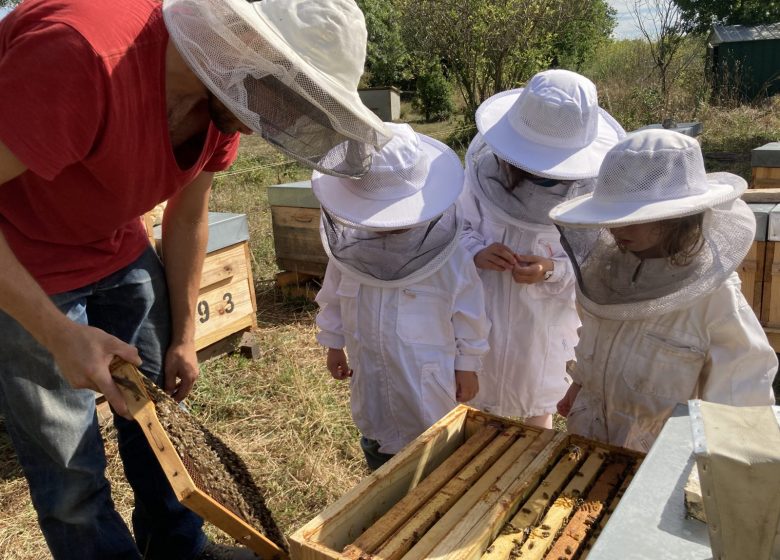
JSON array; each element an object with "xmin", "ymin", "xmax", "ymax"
[
  {"xmin": 551, "ymin": 0, "xmax": 617, "ymax": 70},
  {"xmin": 355, "ymin": 0, "xmax": 412, "ymax": 87},
  {"xmin": 397, "ymin": 0, "xmax": 615, "ymax": 117},
  {"xmin": 412, "ymin": 62, "xmax": 455, "ymax": 122},
  {"xmin": 673, "ymin": 0, "xmax": 780, "ymax": 32}
]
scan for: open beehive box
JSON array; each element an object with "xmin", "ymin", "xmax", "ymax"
[
  {"xmin": 110, "ymin": 360, "xmax": 288, "ymax": 560},
  {"xmin": 289, "ymin": 405, "xmax": 643, "ymax": 560}
]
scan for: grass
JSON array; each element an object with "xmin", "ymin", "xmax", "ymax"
[{"xmin": 0, "ymin": 99, "xmax": 778, "ymax": 558}]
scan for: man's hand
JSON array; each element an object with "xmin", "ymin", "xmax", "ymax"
[
  {"xmin": 474, "ymin": 243, "xmax": 518, "ymax": 272},
  {"xmin": 164, "ymin": 340, "xmax": 199, "ymax": 402},
  {"xmin": 512, "ymin": 254, "xmax": 553, "ymax": 284},
  {"xmin": 556, "ymin": 383, "xmax": 582, "ymax": 417},
  {"xmin": 326, "ymin": 348, "xmax": 352, "ymax": 380},
  {"xmin": 455, "ymin": 370, "xmax": 479, "ymax": 402},
  {"xmin": 48, "ymin": 322, "xmax": 141, "ymax": 419}
]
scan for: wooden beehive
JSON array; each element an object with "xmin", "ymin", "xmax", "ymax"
[
  {"xmin": 111, "ymin": 360, "xmax": 288, "ymax": 559},
  {"xmin": 288, "ymin": 406, "xmax": 643, "ymax": 560},
  {"xmin": 762, "ymin": 204, "xmax": 780, "ymax": 330},
  {"xmin": 738, "ymin": 203, "xmax": 773, "ymax": 316},
  {"xmin": 151, "ymin": 212, "xmax": 258, "ymax": 351},
  {"xmin": 751, "ymin": 142, "xmax": 780, "ymax": 189},
  {"xmin": 267, "ymin": 180, "xmax": 328, "ymax": 277}
]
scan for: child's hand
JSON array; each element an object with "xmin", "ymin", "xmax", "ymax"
[
  {"xmin": 326, "ymin": 348, "xmax": 352, "ymax": 380},
  {"xmin": 556, "ymin": 383, "xmax": 581, "ymax": 417},
  {"xmin": 455, "ymin": 370, "xmax": 479, "ymax": 402},
  {"xmin": 511, "ymin": 254, "xmax": 553, "ymax": 284},
  {"xmin": 474, "ymin": 243, "xmax": 518, "ymax": 272}
]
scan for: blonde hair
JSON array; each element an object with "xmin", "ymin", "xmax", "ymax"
[{"xmin": 658, "ymin": 213, "xmax": 705, "ymax": 266}]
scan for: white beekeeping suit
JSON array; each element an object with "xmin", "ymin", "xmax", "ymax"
[
  {"xmin": 550, "ymin": 130, "xmax": 777, "ymax": 452},
  {"xmin": 313, "ymin": 123, "xmax": 490, "ymax": 455},
  {"xmin": 457, "ymin": 70, "xmax": 625, "ymax": 419}
]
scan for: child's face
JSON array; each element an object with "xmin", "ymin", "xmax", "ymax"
[{"xmin": 609, "ymin": 222, "xmax": 665, "ymax": 258}]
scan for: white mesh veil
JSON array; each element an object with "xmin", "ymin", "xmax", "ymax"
[
  {"xmin": 466, "ymin": 134, "xmax": 594, "ymax": 225},
  {"xmin": 558, "ymin": 199, "xmax": 755, "ymax": 320},
  {"xmin": 320, "ymin": 205, "xmax": 461, "ymax": 285},
  {"xmin": 163, "ymin": 0, "xmax": 391, "ymax": 178}
]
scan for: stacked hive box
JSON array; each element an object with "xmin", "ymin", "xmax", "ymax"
[
  {"xmin": 740, "ymin": 203, "xmax": 774, "ymax": 316},
  {"xmin": 751, "ymin": 143, "xmax": 780, "ymax": 189},
  {"xmin": 153, "ymin": 212, "xmax": 257, "ymax": 351},
  {"xmin": 267, "ymin": 180, "xmax": 328, "ymax": 277},
  {"xmin": 289, "ymin": 405, "xmax": 643, "ymax": 560}
]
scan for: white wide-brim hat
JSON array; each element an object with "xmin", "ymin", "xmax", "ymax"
[
  {"xmin": 549, "ymin": 129, "xmax": 747, "ymax": 228},
  {"xmin": 476, "ymin": 69, "xmax": 625, "ymax": 180},
  {"xmin": 163, "ymin": 0, "xmax": 391, "ymax": 176},
  {"xmin": 312, "ymin": 123, "xmax": 464, "ymax": 230}
]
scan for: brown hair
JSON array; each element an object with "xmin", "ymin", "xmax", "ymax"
[{"xmin": 658, "ymin": 213, "xmax": 705, "ymax": 266}]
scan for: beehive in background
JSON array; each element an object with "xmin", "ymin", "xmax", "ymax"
[
  {"xmin": 152, "ymin": 212, "xmax": 257, "ymax": 351},
  {"xmin": 289, "ymin": 406, "xmax": 643, "ymax": 560},
  {"xmin": 740, "ymin": 203, "xmax": 774, "ymax": 315},
  {"xmin": 751, "ymin": 142, "xmax": 780, "ymax": 189},
  {"xmin": 267, "ymin": 181, "xmax": 328, "ymax": 277}
]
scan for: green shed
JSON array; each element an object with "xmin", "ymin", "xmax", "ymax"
[{"xmin": 708, "ymin": 22, "xmax": 780, "ymax": 100}]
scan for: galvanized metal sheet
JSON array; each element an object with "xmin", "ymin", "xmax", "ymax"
[
  {"xmin": 266, "ymin": 180, "xmax": 320, "ymax": 209},
  {"xmin": 768, "ymin": 205, "xmax": 780, "ymax": 241},
  {"xmin": 751, "ymin": 142, "xmax": 780, "ymax": 168},
  {"xmin": 588, "ymin": 404, "xmax": 712, "ymax": 559},
  {"xmin": 710, "ymin": 23, "xmax": 780, "ymax": 45},
  {"xmin": 749, "ymin": 203, "xmax": 775, "ymax": 241},
  {"xmin": 154, "ymin": 212, "xmax": 249, "ymax": 253}
]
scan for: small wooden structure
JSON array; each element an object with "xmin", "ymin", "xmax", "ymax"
[
  {"xmin": 752, "ymin": 142, "xmax": 780, "ymax": 190},
  {"xmin": 358, "ymin": 86, "xmax": 402, "ymax": 122},
  {"xmin": 150, "ymin": 212, "xmax": 258, "ymax": 353},
  {"xmin": 289, "ymin": 405, "xmax": 643, "ymax": 560},
  {"xmin": 267, "ymin": 181, "xmax": 328, "ymax": 278}
]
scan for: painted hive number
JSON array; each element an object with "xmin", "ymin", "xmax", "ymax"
[{"xmin": 197, "ymin": 293, "xmax": 236, "ymax": 323}]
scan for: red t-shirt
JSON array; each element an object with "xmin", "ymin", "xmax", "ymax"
[{"xmin": 0, "ymin": 0, "xmax": 240, "ymax": 294}]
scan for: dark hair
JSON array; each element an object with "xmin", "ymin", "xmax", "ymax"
[
  {"xmin": 658, "ymin": 213, "xmax": 705, "ymax": 266},
  {"xmin": 495, "ymin": 156, "xmax": 538, "ymax": 191}
]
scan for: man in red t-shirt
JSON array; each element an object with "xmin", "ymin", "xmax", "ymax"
[{"xmin": 0, "ymin": 0, "xmax": 389, "ymax": 558}]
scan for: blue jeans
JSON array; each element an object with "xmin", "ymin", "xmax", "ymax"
[
  {"xmin": 0, "ymin": 246, "xmax": 206, "ymax": 560},
  {"xmin": 359, "ymin": 436, "xmax": 394, "ymax": 471}
]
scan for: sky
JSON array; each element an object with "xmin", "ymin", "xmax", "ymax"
[{"xmin": 608, "ymin": 0, "xmax": 647, "ymax": 39}]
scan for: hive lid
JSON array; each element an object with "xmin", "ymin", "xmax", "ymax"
[
  {"xmin": 267, "ymin": 180, "xmax": 320, "ymax": 209},
  {"xmin": 750, "ymin": 203, "xmax": 776, "ymax": 241},
  {"xmin": 752, "ymin": 142, "xmax": 780, "ymax": 168},
  {"xmin": 154, "ymin": 212, "xmax": 249, "ymax": 253}
]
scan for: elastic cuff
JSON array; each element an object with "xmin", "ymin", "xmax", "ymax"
[
  {"xmin": 316, "ymin": 332, "xmax": 345, "ymax": 349},
  {"xmin": 455, "ymin": 355, "xmax": 483, "ymax": 372},
  {"xmin": 545, "ymin": 257, "xmax": 568, "ymax": 283}
]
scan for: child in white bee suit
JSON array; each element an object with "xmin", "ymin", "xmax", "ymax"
[
  {"xmin": 313, "ymin": 123, "xmax": 490, "ymax": 470},
  {"xmin": 550, "ymin": 129, "xmax": 777, "ymax": 453},
  {"xmin": 459, "ymin": 69, "xmax": 625, "ymax": 428}
]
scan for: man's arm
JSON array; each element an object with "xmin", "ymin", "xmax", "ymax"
[
  {"xmin": 0, "ymin": 141, "xmax": 140, "ymax": 417},
  {"xmin": 159, "ymin": 171, "xmax": 213, "ymax": 401}
]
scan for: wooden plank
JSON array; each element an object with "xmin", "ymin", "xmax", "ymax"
[
  {"xmin": 738, "ymin": 240, "xmax": 765, "ymax": 315},
  {"xmin": 742, "ymin": 187, "xmax": 780, "ymax": 202},
  {"xmin": 762, "ymin": 242, "xmax": 780, "ymax": 327},
  {"xmin": 195, "ymin": 277, "xmax": 255, "ymax": 345},
  {"xmin": 431, "ymin": 431, "xmax": 568, "ymax": 560},
  {"xmin": 343, "ymin": 424, "xmax": 502, "ymax": 559},
  {"xmin": 509, "ymin": 449, "xmax": 607, "ymax": 560},
  {"xmin": 242, "ymin": 242, "xmax": 258, "ymax": 329},
  {"xmin": 482, "ymin": 443, "xmax": 586, "ymax": 560},
  {"xmin": 271, "ymin": 206, "xmax": 329, "ymax": 275},
  {"xmin": 374, "ymin": 427, "xmax": 527, "ymax": 560},
  {"xmin": 276, "ymin": 271, "xmax": 317, "ymax": 288},
  {"xmin": 579, "ymin": 468, "xmax": 636, "ymax": 560},
  {"xmin": 402, "ymin": 429, "xmax": 556, "ymax": 560},
  {"xmin": 289, "ymin": 406, "xmax": 471, "ymax": 556},
  {"xmin": 543, "ymin": 461, "xmax": 630, "ymax": 560},
  {"xmin": 200, "ymin": 243, "xmax": 248, "ymax": 290}
]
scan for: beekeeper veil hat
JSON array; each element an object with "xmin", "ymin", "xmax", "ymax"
[
  {"xmin": 549, "ymin": 129, "xmax": 754, "ymax": 320},
  {"xmin": 163, "ymin": 0, "xmax": 392, "ymax": 178},
  {"xmin": 312, "ymin": 123, "xmax": 464, "ymax": 284}
]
